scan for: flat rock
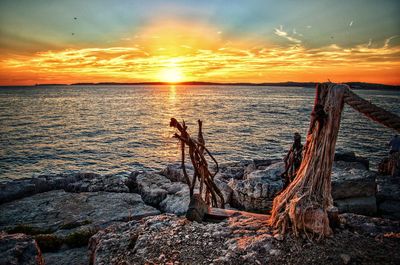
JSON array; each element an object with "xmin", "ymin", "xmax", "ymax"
[
  {"xmin": 340, "ymin": 213, "xmax": 400, "ymax": 236},
  {"xmin": 331, "ymin": 161, "xmax": 376, "ymax": 200},
  {"xmin": 0, "ymin": 190, "xmax": 160, "ymax": 235},
  {"xmin": 0, "ymin": 173, "xmax": 129, "ymax": 204},
  {"xmin": 334, "ymin": 151, "xmax": 369, "ymax": 170},
  {"xmin": 0, "ymin": 232, "xmax": 44, "ymax": 265},
  {"xmin": 334, "ymin": 196, "xmax": 377, "ymax": 216}
]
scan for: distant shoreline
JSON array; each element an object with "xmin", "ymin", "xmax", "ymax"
[{"xmin": 0, "ymin": 81, "xmax": 399, "ymax": 91}]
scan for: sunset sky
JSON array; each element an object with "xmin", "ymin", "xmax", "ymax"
[{"xmin": 0, "ymin": 0, "xmax": 399, "ymax": 85}]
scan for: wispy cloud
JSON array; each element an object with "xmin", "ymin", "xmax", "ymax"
[
  {"xmin": 274, "ymin": 26, "xmax": 302, "ymax": 44},
  {"xmin": 1, "ymin": 33, "xmax": 400, "ymax": 85},
  {"xmin": 384, "ymin": 35, "xmax": 399, "ymax": 48}
]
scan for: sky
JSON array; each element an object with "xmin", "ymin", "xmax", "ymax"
[{"xmin": 0, "ymin": 0, "xmax": 399, "ymax": 85}]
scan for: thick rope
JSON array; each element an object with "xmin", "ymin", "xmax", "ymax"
[{"xmin": 344, "ymin": 88, "xmax": 400, "ymax": 132}]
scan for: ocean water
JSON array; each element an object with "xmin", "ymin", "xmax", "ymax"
[{"xmin": 0, "ymin": 85, "xmax": 399, "ymax": 180}]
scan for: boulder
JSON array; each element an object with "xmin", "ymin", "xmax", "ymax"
[
  {"xmin": 217, "ymin": 161, "xmax": 249, "ymax": 180},
  {"xmin": 216, "ymin": 159, "xmax": 280, "ymax": 181},
  {"xmin": 214, "ymin": 177, "xmax": 233, "ymax": 205},
  {"xmin": 0, "ymin": 190, "xmax": 160, "ymax": 237},
  {"xmin": 0, "ymin": 232, "xmax": 44, "ymax": 265},
  {"xmin": 0, "ymin": 173, "xmax": 129, "ymax": 204},
  {"xmin": 127, "ymin": 172, "xmax": 190, "ymax": 215},
  {"xmin": 376, "ymin": 176, "xmax": 400, "ymax": 201},
  {"xmin": 160, "ymin": 164, "xmax": 194, "ymax": 184},
  {"xmin": 331, "ymin": 161, "xmax": 376, "ymax": 200},
  {"xmin": 334, "ymin": 151, "xmax": 369, "ymax": 170},
  {"xmin": 159, "ymin": 185, "xmax": 191, "ymax": 216},
  {"xmin": 334, "ymin": 196, "xmax": 377, "ymax": 216},
  {"xmin": 229, "ymin": 162, "xmax": 284, "ymax": 212}
]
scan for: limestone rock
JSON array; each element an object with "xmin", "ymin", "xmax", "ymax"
[
  {"xmin": 376, "ymin": 176, "xmax": 400, "ymax": 219},
  {"xmin": 88, "ymin": 212, "xmax": 400, "ymax": 265},
  {"xmin": 43, "ymin": 247, "xmax": 88, "ymax": 265},
  {"xmin": 159, "ymin": 185, "xmax": 191, "ymax": 216},
  {"xmin": 376, "ymin": 176, "xmax": 400, "ymax": 201},
  {"xmin": 0, "ymin": 190, "xmax": 159, "ymax": 236},
  {"xmin": 127, "ymin": 172, "xmax": 190, "ymax": 215},
  {"xmin": 334, "ymin": 196, "xmax": 377, "ymax": 216},
  {"xmin": 160, "ymin": 164, "xmax": 194, "ymax": 184},
  {"xmin": 229, "ymin": 162, "xmax": 284, "ymax": 212},
  {"xmin": 0, "ymin": 173, "xmax": 129, "ymax": 204},
  {"xmin": 217, "ymin": 161, "xmax": 248, "ymax": 180},
  {"xmin": 216, "ymin": 159, "xmax": 280, "ymax": 181},
  {"xmin": 339, "ymin": 213, "xmax": 400, "ymax": 236},
  {"xmin": 0, "ymin": 232, "xmax": 44, "ymax": 265},
  {"xmin": 89, "ymin": 214, "xmax": 231, "ymax": 265},
  {"xmin": 334, "ymin": 151, "xmax": 369, "ymax": 170},
  {"xmin": 331, "ymin": 161, "xmax": 376, "ymax": 200}
]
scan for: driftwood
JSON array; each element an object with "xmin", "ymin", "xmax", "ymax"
[
  {"xmin": 281, "ymin": 133, "xmax": 303, "ymax": 190},
  {"xmin": 170, "ymin": 118, "xmax": 225, "ymax": 209},
  {"xmin": 270, "ymin": 83, "xmax": 400, "ymax": 238}
]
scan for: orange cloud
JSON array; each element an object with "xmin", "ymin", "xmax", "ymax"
[{"xmin": 1, "ymin": 22, "xmax": 399, "ymax": 85}]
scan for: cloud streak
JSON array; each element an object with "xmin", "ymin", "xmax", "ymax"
[
  {"xmin": 1, "ymin": 22, "xmax": 399, "ymax": 85},
  {"xmin": 274, "ymin": 26, "xmax": 302, "ymax": 44}
]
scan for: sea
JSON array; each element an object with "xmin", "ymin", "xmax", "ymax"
[{"xmin": 0, "ymin": 85, "xmax": 399, "ymax": 180}]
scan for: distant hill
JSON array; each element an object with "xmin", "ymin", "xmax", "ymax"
[{"xmin": 32, "ymin": 81, "xmax": 399, "ymax": 90}]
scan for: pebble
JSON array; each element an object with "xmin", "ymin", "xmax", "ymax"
[
  {"xmin": 340, "ymin": 254, "xmax": 351, "ymax": 265},
  {"xmin": 269, "ymin": 249, "xmax": 281, "ymax": 256}
]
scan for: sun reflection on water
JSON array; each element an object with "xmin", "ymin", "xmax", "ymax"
[{"xmin": 169, "ymin": 85, "xmax": 176, "ymax": 102}]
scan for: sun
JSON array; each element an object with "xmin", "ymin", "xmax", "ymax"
[{"xmin": 159, "ymin": 68, "xmax": 183, "ymax": 83}]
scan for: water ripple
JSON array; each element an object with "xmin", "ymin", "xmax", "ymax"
[{"xmin": 0, "ymin": 85, "xmax": 399, "ymax": 179}]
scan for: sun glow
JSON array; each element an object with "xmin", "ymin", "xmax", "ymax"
[
  {"xmin": 159, "ymin": 67, "xmax": 183, "ymax": 83},
  {"xmin": 1, "ymin": 19, "xmax": 400, "ymax": 85}
]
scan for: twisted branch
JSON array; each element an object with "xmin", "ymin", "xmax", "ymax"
[{"xmin": 170, "ymin": 118, "xmax": 225, "ymax": 208}]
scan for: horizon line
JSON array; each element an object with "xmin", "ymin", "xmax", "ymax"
[{"xmin": 1, "ymin": 81, "xmax": 399, "ymax": 89}]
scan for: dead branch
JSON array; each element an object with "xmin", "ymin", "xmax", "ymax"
[{"xmin": 170, "ymin": 118, "xmax": 225, "ymax": 208}]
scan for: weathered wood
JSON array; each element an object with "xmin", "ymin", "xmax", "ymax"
[
  {"xmin": 269, "ymin": 83, "xmax": 347, "ymax": 238},
  {"xmin": 186, "ymin": 194, "xmax": 209, "ymax": 222},
  {"xmin": 170, "ymin": 118, "xmax": 225, "ymax": 209},
  {"xmin": 205, "ymin": 208, "xmax": 270, "ymax": 222},
  {"xmin": 327, "ymin": 206, "xmax": 340, "ymax": 229}
]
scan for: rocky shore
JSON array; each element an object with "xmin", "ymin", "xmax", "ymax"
[{"xmin": 1, "ymin": 152, "xmax": 399, "ymax": 264}]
